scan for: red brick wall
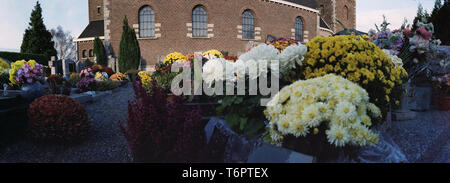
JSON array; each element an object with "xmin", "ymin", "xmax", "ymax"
[
  {"xmin": 106, "ymin": 0, "xmax": 319, "ymax": 67},
  {"xmin": 89, "ymin": 0, "xmax": 104, "ymax": 22},
  {"xmin": 335, "ymin": 0, "xmax": 356, "ymax": 32},
  {"xmin": 77, "ymin": 40, "xmax": 95, "ymax": 61},
  {"xmin": 315, "ymin": 0, "xmax": 335, "ymax": 31}
]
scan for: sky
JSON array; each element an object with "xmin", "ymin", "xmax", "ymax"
[{"xmin": 0, "ymin": 0, "xmax": 436, "ymax": 52}]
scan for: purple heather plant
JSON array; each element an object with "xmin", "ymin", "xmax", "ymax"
[
  {"xmin": 76, "ymin": 77, "xmax": 97, "ymax": 92},
  {"xmin": 119, "ymin": 80, "xmax": 206, "ymax": 163}
]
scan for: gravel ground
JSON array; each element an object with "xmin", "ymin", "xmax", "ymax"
[
  {"xmin": 0, "ymin": 84, "xmax": 134, "ymax": 163},
  {"xmin": 388, "ymin": 110, "xmax": 450, "ymax": 163}
]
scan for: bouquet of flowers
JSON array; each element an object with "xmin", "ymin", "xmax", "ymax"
[
  {"xmin": 266, "ymin": 38, "xmax": 299, "ymax": 52},
  {"xmin": 202, "ymin": 49, "xmax": 224, "ymax": 60},
  {"xmin": 265, "ymin": 74, "xmax": 380, "ymax": 159},
  {"xmin": 80, "ymin": 67, "xmax": 94, "ymax": 78},
  {"xmin": 205, "ymin": 42, "xmax": 308, "ymax": 138},
  {"xmin": 164, "ymin": 52, "xmax": 185, "ymax": 65},
  {"xmin": 76, "ymin": 77, "xmax": 98, "ymax": 92},
  {"xmin": 95, "ymin": 72, "xmax": 108, "ymax": 81},
  {"xmin": 9, "ymin": 60, "xmax": 44, "ymax": 86},
  {"xmin": 110, "ymin": 72, "xmax": 127, "ymax": 82},
  {"xmin": 299, "ymin": 35, "xmax": 407, "ymax": 120}
]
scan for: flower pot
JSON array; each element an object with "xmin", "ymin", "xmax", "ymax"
[
  {"xmin": 407, "ymin": 85, "xmax": 432, "ymax": 111},
  {"xmin": 439, "ymin": 95, "xmax": 450, "ymax": 111},
  {"xmin": 20, "ymin": 82, "xmax": 44, "ymax": 101}
]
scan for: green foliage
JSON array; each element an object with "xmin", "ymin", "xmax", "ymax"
[
  {"xmin": 0, "ymin": 51, "xmax": 48, "ymax": 66},
  {"xmin": 96, "ymin": 80, "xmax": 119, "ymax": 91},
  {"xmin": 430, "ymin": 0, "xmax": 450, "ymax": 45},
  {"xmin": 20, "ymin": 1, "xmax": 56, "ymax": 62},
  {"xmin": 0, "ymin": 68, "xmax": 9, "ymax": 86},
  {"xmin": 118, "ymin": 16, "xmax": 141, "ymax": 72},
  {"xmin": 216, "ymin": 95, "xmax": 267, "ymax": 139},
  {"xmin": 93, "ymin": 37, "xmax": 107, "ymax": 66}
]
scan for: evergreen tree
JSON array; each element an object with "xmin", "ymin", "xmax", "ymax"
[
  {"xmin": 93, "ymin": 37, "xmax": 107, "ymax": 66},
  {"xmin": 118, "ymin": 16, "xmax": 141, "ymax": 72},
  {"xmin": 413, "ymin": 4, "xmax": 431, "ymax": 29},
  {"xmin": 20, "ymin": 1, "xmax": 57, "ymax": 65},
  {"xmin": 431, "ymin": 0, "xmax": 450, "ymax": 45}
]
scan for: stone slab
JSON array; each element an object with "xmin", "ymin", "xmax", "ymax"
[
  {"xmin": 247, "ymin": 144, "xmax": 314, "ymax": 163},
  {"xmin": 392, "ymin": 111, "xmax": 417, "ymax": 121}
]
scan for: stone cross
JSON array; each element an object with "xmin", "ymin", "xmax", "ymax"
[{"xmin": 48, "ymin": 56, "xmax": 57, "ymax": 75}]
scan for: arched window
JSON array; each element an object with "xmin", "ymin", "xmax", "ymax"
[
  {"xmin": 82, "ymin": 50, "xmax": 87, "ymax": 58},
  {"xmin": 192, "ymin": 6, "xmax": 207, "ymax": 37},
  {"xmin": 242, "ymin": 10, "xmax": 255, "ymax": 39},
  {"xmin": 89, "ymin": 49, "xmax": 94, "ymax": 57},
  {"xmin": 139, "ymin": 6, "xmax": 155, "ymax": 38},
  {"xmin": 295, "ymin": 17, "xmax": 303, "ymax": 42},
  {"xmin": 344, "ymin": 5, "xmax": 349, "ymax": 20}
]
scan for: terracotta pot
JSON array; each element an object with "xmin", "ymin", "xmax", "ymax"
[{"xmin": 439, "ymin": 95, "xmax": 450, "ymax": 111}]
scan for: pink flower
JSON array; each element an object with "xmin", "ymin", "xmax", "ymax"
[
  {"xmin": 417, "ymin": 27, "xmax": 432, "ymax": 40},
  {"xmin": 403, "ymin": 28, "xmax": 411, "ymax": 37}
]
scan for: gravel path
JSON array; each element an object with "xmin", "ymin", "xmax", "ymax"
[
  {"xmin": 388, "ymin": 110, "xmax": 450, "ymax": 163},
  {"xmin": 0, "ymin": 84, "xmax": 134, "ymax": 163}
]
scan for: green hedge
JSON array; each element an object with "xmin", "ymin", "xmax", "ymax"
[{"xmin": 0, "ymin": 51, "xmax": 49, "ymax": 66}]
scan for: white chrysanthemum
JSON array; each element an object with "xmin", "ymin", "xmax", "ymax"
[
  {"xmin": 278, "ymin": 44, "xmax": 307, "ymax": 73},
  {"xmin": 334, "ymin": 101, "xmax": 357, "ymax": 122},
  {"xmin": 238, "ymin": 44, "xmax": 279, "ymax": 78},
  {"xmin": 289, "ymin": 120, "xmax": 309, "ymax": 137},
  {"xmin": 239, "ymin": 44, "xmax": 279, "ymax": 63},
  {"xmin": 368, "ymin": 103, "xmax": 382, "ymax": 118},
  {"xmin": 276, "ymin": 115, "xmax": 292, "ymax": 135},
  {"xmin": 202, "ymin": 58, "xmax": 224, "ymax": 86},
  {"xmin": 234, "ymin": 59, "xmax": 247, "ymax": 79},
  {"xmin": 202, "ymin": 58, "xmax": 235, "ymax": 86},
  {"xmin": 327, "ymin": 125, "xmax": 351, "ymax": 147},
  {"xmin": 302, "ymin": 104, "xmax": 321, "ymax": 128},
  {"xmin": 383, "ymin": 49, "xmax": 404, "ymax": 68},
  {"xmin": 264, "ymin": 74, "xmax": 380, "ymax": 148}
]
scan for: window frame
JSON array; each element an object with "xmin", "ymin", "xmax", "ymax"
[
  {"xmin": 242, "ymin": 10, "xmax": 255, "ymax": 40},
  {"xmin": 192, "ymin": 5, "xmax": 208, "ymax": 38},
  {"xmin": 295, "ymin": 16, "xmax": 304, "ymax": 42},
  {"xmin": 139, "ymin": 6, "xmax": 156, "ymax": 38}
]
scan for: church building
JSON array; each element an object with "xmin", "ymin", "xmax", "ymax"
[{"xmin": 75, "ymin": 0, "xmax": 356, "ymax": 71}]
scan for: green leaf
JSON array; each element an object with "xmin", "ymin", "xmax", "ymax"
[
  {"xmin": 234, "ymin": 97, "xmax": 244, "ymax": 104},
  {"xmin": 225, "ymin": 113, "xmax": 239, "ymax": 129},
  {"xmin": 239, "ymin": 117, "xmax": 248, "ymax": 131},
  {"xmin": 222, "ymin": 96, "xmax": 234, "ymax": 107}
]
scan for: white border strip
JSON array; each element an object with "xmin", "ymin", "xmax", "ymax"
[
  {"xmin": 319, "ymin": 27, "xmax": 334, "ymax": 34},
  {"xmin": 268, "ymin": 0, "xmax": 319, "ymax": 13},
  {"xmin": 74, "ymin": 36, "xmax": 105, "ymax": 42}
]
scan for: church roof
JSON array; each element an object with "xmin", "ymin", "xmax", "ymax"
[
  {"xmin": 78, "ymin": 20, "xmax": 104, "ymax": 39},
  {"xmin": 285, "ymin": 0, "xmax": 318, "ymax": 9},
  {"xmin": 319, "ymin": 18, "xmax": 331, "ymax": 30}
]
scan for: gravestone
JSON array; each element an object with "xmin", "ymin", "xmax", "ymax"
[
  {"xmin": 205, "ymin": 117, "xmax": 256, "ymax": 163},
  {"xmin": 247, "ymin": 144, "xmax": 314, "ymax": 163}
]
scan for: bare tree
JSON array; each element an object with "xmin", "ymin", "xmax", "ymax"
[{"xmin": 51, "ymin": 26, "xmax": 76, "ymax": 60}]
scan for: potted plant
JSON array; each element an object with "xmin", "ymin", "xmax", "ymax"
[{"xmin": 433, "ymin": 74, "xmax": 450, "ymax": 110}]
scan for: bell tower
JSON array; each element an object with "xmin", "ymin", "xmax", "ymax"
[
  {"xmin": 89, "ymin": 0, "xmax": 104, "ymax": 22},
  {"xmin": 315, "ymin": 0, "xmax": 356, "ymax": 33}
]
